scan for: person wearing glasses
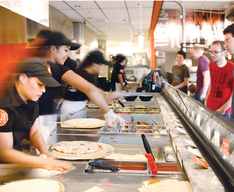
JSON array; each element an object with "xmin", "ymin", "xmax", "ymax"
[
  {"xmin": 223, "ymin": 24, "xmax": 234, "ymax": 121},
  {"xmin": 190, "ymin": 45, "xmax": 210, "ymax": 104},
  {"xmin": 204, "ymin": 41, "xmax": 234, "ymax": 119}
]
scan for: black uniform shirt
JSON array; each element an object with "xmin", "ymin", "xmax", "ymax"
[
  {"xmin": 0, "ymin": 86, "xmax": 39, "ymax": 151},
  {"xmin": 111, "ymin": 63, "xmax": 126, "ymax": 84},
  {"xmin": 63, "ymin": 69, "xmax": 97, "ymax": 101},
  {"xmin": 39, "ymin": 61, "xmax": 70, "ymax": 115}
]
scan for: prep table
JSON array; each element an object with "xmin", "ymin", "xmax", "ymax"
[{"xmin": 2, "ymin": 89, "xmax": 234, "ymax": 192}]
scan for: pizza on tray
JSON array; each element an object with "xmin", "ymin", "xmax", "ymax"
[
  {"xmin": 50, "ymin": 141, "xmax": 114, "ymax": 160},
  {"xmin": 60, "ymin": 118, "xmax": 107, "ymax": 128}
]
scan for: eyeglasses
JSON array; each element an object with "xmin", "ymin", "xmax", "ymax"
[{"xmin": 208, "ymin": 50, "xmax": 224, "ymax": 55}]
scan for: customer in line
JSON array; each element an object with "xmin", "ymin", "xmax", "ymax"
[
  {"xmin": 205, "ymin": 41, "xmax": 234, "ymax": 119},
  {"xmin": 111, "ymin": 54, "xmax": 127, "ymax": 91},
  {"xmin": 0, "ymin": 58, "xmax": 72, "ymax": 171},
  {"xmin": 171, "ymin": 50, "xmax": 190, "ymax": 94},
  {"xmin": 39, "ymin": 31, "xmax": 124, "ymax": 127},
  {"xmin": 190, "ymin": 45, "xmax": 210, "ymax": 103},
  {"xmin": 223, "ymin": 24, "xmax": 234, "ymax": 121}
]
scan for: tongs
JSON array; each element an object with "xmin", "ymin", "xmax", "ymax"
[
  {"xmin": 118, "ymin": 100, "xmax": 125, "ymax": 107},
  {"xmin": 141, "ymin": 134, "xmax": 158, "ymax": 175}
]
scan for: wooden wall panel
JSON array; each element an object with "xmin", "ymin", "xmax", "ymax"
[{"xmin": 0, "ymin": 6, "xmax": 27, "ymax": 44}]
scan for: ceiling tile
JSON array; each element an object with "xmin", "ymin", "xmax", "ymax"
[
  {"xmin": 59, "ymin": 9, "xmax": 83, "ymax": 20},
  {"xmin": 65, "ymin": 1, "xmax": 99, "ymax": 9},
  {"xmin": 96, "ymin": 1, "xmax": 126, "ymax": 9},
  {"xmin": 128, "ymin": 7, "xmax": 153, "ymax": 18},
  {"xmin": 126, "ymin": 1, "xmax": 154, "ymax": 8},
  {"xmin": 49, "ymin": 1, "xmax": 71, "ymax": 10},
  {"xmin": 77, "ymin": 9, "xmax": 106, "ymax": 19},
  {"xmin": 102, "ymin": 8, "xmax": 128, "ymax": 19}
]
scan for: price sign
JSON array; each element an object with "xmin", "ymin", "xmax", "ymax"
[
  {"xmin": 188, "ymin": 146, "xmax": 202, "ymax": 157},
  {"xmin": 223, "ymin": 138, "xmax": 229, "ymax": 157},
  {"xmin": 214, "ymin": 131, "xmax": 220, "ymax": 147},
  {"xmin": 206, "ymin": 124, "xmax": 211, "ymax": 140},
  {"xmin": 193, "ymin": 156, "xmax": 208, "ymax": 169},
  {"xmin": 185, "ymin": 139, "xmax": 196, "ymax": 147},
  {"xmin": 196, "ymin": 114, "xmax": 200, "ymax": 126},
  {"xmin": 177, "ymin": 127, "xmax": 187, "ymax": 134}
]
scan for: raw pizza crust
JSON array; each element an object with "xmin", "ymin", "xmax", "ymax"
[
  {"xmin": 60, "ymin": 118, "xmax": 107, "ymax": 128},
  {"xmin": 50, "ymin": 141, "xmax": 114, "ymax": 160},
  {"xmin": 0, "ymin": 179, "xmax": 64, "ymax": 192}
]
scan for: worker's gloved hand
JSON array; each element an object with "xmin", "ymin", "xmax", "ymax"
[{"xmin": 104, "ymin": 109, "xmax": 125, "ymax": 127}]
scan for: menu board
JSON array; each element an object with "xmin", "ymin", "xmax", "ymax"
[{"xmin": 0, "ymin": 0, "xmax": 49, "ymax": 27}]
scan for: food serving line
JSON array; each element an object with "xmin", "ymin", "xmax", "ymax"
[
  {"xmin": 42, "ymin": 92, "xmax": 192, "ymax": 192},
  {"xmin": 0, "ymin": 90, "xmax": 226, "ymax": 191}
]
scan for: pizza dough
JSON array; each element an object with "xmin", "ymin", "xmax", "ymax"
[
  {"xmin": 50, "ymin": 141, "xmax": 114, "ymax": 160},
  {"xmin": 0, "ymin": 179, "xmax": 64, "ymax": 192},
  {"xmin": 60, "ymin": 118, "xmax": 107, "ymax": 128}
]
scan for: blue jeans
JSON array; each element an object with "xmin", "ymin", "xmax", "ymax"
[
  {"xmin": 221, "ymin": 113, "xmax": 231, "ymax": 120},
  {"xmin": 194, "ymin": 92, "xmax": 205, "ymax": 104}
]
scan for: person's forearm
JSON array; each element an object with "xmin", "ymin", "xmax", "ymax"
[
  {"xmin": 118, "ymin": 74, "xmax": 124, "ymax": 88},
  {"xmin": 0, "ymin": 149, "xmax": 47, "ymax": 169},
  {"xmin": 201, "ymin": 74, "xmax": 210, "ymax": 96},
  {"xmin": 30, "ymin": 130, "xmax": 49, "ymax": 155},
  {"xmin": 174, "ymin": 81, "xmax": 187, "ymax": 89},
  {"xmin": 86, "ymin": 86, "xmax": 110, "ymax": 113},
  {"xmin": 204, "ymin": 88, "xmax": 211, "ymax": 106}
]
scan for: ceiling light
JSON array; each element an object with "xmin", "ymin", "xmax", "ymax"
[
  {"xmin": 75, "ymin": 5, "xmax": 81, "ymax": 8},
  {"xmin": 137, "ymin": 4, "xmax": 145, "ymax": 49}
]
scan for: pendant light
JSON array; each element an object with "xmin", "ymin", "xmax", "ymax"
[{"xmin": 138, "ymin": 3, "xmax": 144, "ymax": 49}]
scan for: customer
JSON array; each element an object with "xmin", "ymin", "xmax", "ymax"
[
  {"xmin": 111, "ymin": 54, "xmax": 127, "ymax": 91},
  {"xmin": 60, "ymin": 50, "xmax": 112, "ymax": 121},
  {"xmin": 188, "ymin": 84, "xmax": 196, "ymax": 98},
  {"xmin": 172, "ymin": 50, "xmax": 190, "ymax": 94},
  {"xmin": 205, "ymin": 41, "xmax": 234, "ymax": 119},
  {"xmin": 39, "ymin": 31, "xmax": 124, "ymax": 127},
  {"xmin": 190, "ymin": 45, "xmax": 210, "ymax": 103},
  {"xmin": 0, "ymin": 58, "xmax": 72, "ymax": 171},
  {"xmin": 223, "ymin": 24, "xmax": 234, "ymax": 121}
]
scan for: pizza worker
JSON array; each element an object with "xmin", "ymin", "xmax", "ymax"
[
  {"xmin": 39, "ymin": 31, "xmax": 124, "ymax": 127},
  {"xmin": 0, "ymin": 58, "xmax": 72, "ymax": 171},
  {"xmin": 60, "ymin": 50, "xmax": 113, "ymax": 121},
  {"xmin": 111, "ymin": 54, "xmax": 127, "ymax": 91}
]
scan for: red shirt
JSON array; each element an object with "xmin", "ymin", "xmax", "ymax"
[{"xmin": 207, "ymin": 60, "xmax": 234, "ymax": 113}]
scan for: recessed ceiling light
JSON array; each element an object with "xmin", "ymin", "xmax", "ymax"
[
  {"xmin": 123, "ymin": 19, "xmax": 126, "ymax": 21},
  {"xmin": 87, "ymin": 17, "xmax": 92, "ymax": 19},
  {"xmin": 75, "ymin": 5, "xmax": 81, "ymax": 8}
]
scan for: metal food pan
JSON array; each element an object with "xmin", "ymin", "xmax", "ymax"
[
  {"xmin": 115, "ymin": 107, "xmax": 131, "ymax": 112},
  {"xmin": 119, "ymin": 114, "xmax": 164, "ymax": 124},
  {"xmin": 162, "ymin": 145, "xmax": 174, "ymax": 153},
  {"xmin": 110, "ymin": 145, "xmax": 165, "ymax": 161},
  {"xmin": 156, "ymin": 162, "xmax": 181, "ymax": 174},
  {"xmin": 164, "ymin": 152, "xmax": 176, "ymax": 162}
]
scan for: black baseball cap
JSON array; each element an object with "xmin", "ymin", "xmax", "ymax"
[
  {"xmin": 44, "ymin": 31, "xmax": 81, "ymax": 50},
  {"xmin": 87, "ymin": 50, "xmax": 111, "ymax": 66},
  {"xmin": 16, "ymin": 58, "xmax": 61, "ymax": 87}
]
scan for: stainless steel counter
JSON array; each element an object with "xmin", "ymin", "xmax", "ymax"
[{"xmin": 1, "ymin": 92, "xmax": 189, "ymax": 192}]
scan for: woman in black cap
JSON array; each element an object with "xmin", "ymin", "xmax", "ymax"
[
  {"xmin": 39, "ymin": 31, "xmax": 124, "ymax": 127},
  {"xmin": 60, "ymin": 50, "xmax": 113, "ymax": 121},
  {"xmin": 0, "ymin": 58, "xmax": 72, "ymax": 171},
  {"xmin": 111, "ymin": 54, "xmax": 127, "ymax": 91}
]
